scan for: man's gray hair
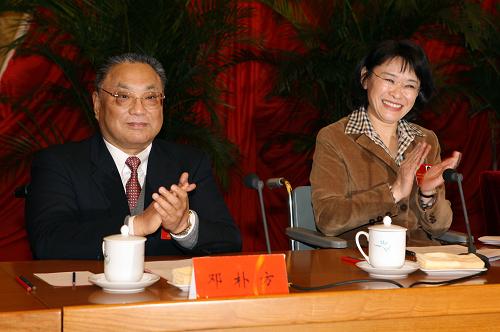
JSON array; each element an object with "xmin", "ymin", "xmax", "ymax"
[{"xmin": 95, "ymin": 53, "xmax": 167, "ymax": 89}]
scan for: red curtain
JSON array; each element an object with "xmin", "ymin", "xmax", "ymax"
[
  {"xmin": 419, "ymin": 84, "xmax": 492, "ymax": 237},
  {"xmin": 222, "ymin": 2, "xmax": 319, "ymax": 252},
  {"xmin": 480, "ymin": 171, "xmax": 500, "ymax": 234},
  {"xmin": 0, "ymin": 1, "xmax": 496, "ymax": 260},
  {"xmin": 222, "ymin": 1, "xmax": 496, "ymax": 251},
  {"xmin": 0, "ymin": 51, "xmax": 92, "ymax": 260}
]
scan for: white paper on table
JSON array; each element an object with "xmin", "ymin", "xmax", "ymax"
[
  {"xmin": 34, "ymin": 271, "xmax": 94, "ymax": 287},
  {"xmin": 144, "ymin": 259, "xmax": 192, "ymax": 283},
  {"xmin": 407, "ymin": 244, "xmax": 500, "ymax": 262},
  {"xmin": 188, "ymin": 268, "xmax": 196, "ymax": 300}
]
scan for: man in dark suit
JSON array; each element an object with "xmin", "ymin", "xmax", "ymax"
[{"xmin": 26, "ymin": 53, "xmax": 241, "ymax": 259}]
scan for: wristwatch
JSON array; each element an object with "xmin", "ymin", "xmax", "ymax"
[{"xmin": 171, "ymin": 210, "xmax": 193, "ymax": 237}]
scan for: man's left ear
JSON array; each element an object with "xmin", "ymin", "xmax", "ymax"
[{"xmin": 92, "ymin": 91, "xmax": 100, "ymax": 120}]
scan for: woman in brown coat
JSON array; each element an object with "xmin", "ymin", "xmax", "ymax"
[{"xmin": 310, "ymin": 40, "xmax": 461, "ymax": 246}]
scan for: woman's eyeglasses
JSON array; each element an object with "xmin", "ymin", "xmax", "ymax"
[{"xmin": 371, "ymin": 72, "xmax": 420, "ymax": 97}]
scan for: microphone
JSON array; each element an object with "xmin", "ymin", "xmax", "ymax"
[
  {"xmin": 443, "ymin": 168, "xmax": 489, "ymax": 267},
  {"xmin": 443, "ymin": 168, "xmax": 463, "ymax": 182},
  {"xmin": 244, "ymin": 173, "xmax": 262, "ymax": 190},
  {"xmin": 244, "ymin": 173, "xmax": 271, "ymax": 254},
  {"xmin": 265, "ymin": 177, "xmax": 284, "ymax": 189}
]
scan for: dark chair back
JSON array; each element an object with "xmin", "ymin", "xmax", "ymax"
[{"xmin": 14, "ymin": 184, "xmax": 29, "ymax": 198}]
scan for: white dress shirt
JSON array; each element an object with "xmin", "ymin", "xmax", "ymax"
[{"xmin": 103, "ymin": 139, "xmax": 198, "ymax": 245}]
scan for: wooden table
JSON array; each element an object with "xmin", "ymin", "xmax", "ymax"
[
  {"xmin": 0, "ymin": 262, "xmax": 61, "ymax": 331},
  {"xmin": 2, "ymin": 248, "xmax": 500, "ymax": 331}
]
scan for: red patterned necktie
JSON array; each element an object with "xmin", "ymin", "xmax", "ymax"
[{"xmin": 125, "ymin": 156, "xmax": 141, "ymax": 211}]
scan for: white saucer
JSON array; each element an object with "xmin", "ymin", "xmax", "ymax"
[
  {"xmin": 420, "ymin": 267, "xmax": 487, "ymax": 277},
  {"xmin": 356, "ymin": 261, "xmax": 419, "ymax": 279},
  {"xmin": 89, "ymin": 273, "xmax": 160, "ymax": 294},
  {"xmin": 88, "ymin": 289, "xmax": 159, "ymax": 304}
]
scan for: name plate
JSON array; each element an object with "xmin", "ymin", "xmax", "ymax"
[{"xmin": 189, "ymin": 254, "xmax": 289, "ymax": 299}]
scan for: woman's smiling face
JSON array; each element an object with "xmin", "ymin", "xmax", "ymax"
[{"xmin": 362, "ymin": 57, "xmax": 420, "ymax": 126}]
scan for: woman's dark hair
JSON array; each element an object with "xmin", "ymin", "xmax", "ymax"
[{"xmin": 350, "ymin": 40, "xmax": 435, "ymax": 114}]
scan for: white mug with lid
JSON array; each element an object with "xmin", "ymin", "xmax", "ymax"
[
  {"xmin": 355, "ymin": 216, "xmax": 407, "ymax": 269},
  {"xmin": 102, "ymin": 226, "xmax": 146, "ymax": 282}
]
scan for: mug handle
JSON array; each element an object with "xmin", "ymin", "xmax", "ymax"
[
  {"xmin": 355, "ymin": 231, "xmax": 370, "ymax": 264},
  {"xmin": 102, "ymin": 241, "xmax": 107, "ymax": 259}
]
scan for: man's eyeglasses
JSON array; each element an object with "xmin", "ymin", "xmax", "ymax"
[
  {"xmin": 100, "ymin": 88, "xmax": 165, "ymax": 109},
  {"xmin": 371, "ymin": 71, "xmax": 420, "ymax": 97}
]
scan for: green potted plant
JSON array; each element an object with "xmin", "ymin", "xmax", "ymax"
[
  {"xmin": 254, "ymin": 0, "xmax": 499, "ymax": 166},
  {"xmin": 0, "ymin": 0, "xmax": 254, "ymax": 186}
]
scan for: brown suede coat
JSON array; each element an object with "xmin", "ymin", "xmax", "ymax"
[{"xmin": 310, "ymin": 116, "xmax": 453, "ymax": 246}]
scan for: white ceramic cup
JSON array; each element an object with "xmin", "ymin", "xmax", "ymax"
[
  {"xmin": 355, "ymin": 216, "xmax": 407, "ymax": 269},
  {"xmin": 102, "ymin": 228, "xmax": 146, "ymax": 282}
]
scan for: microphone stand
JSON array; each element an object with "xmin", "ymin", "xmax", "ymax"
[
  {"xmin": 256, "ymin": 180, "xmax": 272, "ymax": 254},
  {"xmin": 444, "ymin": 169, "xmax": 489, "ymax": 268},
  {"xmin": 456, "ymin": 175, "xmax": 476, "ymax": 254},
  {"xmin": 244, "ymin": 173, "xmax": 271, "ymax": 254}
]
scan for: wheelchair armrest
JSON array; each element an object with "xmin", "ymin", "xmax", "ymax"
[
  {"xmin": 435, "ymin": 230, "xmax": 468, "ymax": 244},
  {"xmin": 286, "ymin": 227, "xmax": 347, "ymax": 249}
]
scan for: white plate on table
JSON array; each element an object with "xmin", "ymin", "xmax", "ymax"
[
  {"xmin": 356, "ymin": 261, "xmax": 419, "ymax": 279},
  {"xmin": 479, "ymin": 236, "xmax": 500, "ymax": 246},
  {"xmin": 89, "ymin": 273, "xmax": 160, "ymax": 294},
  {"xmin": 420, "ymin": 267, "xmax": 487, "ymax": 277}
]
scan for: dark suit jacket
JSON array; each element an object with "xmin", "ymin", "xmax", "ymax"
[{"xmin": 26, "ymin": 133, "xmax": 241, "ymax": 259}]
